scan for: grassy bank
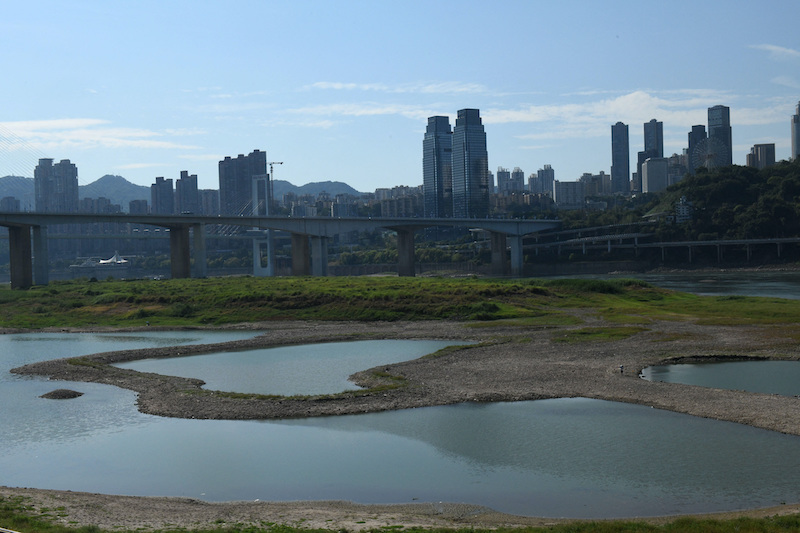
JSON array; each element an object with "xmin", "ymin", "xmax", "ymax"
[
  {"xmin": 2, "ymin": 276, "xmax": 800, "ymax": 329},
  {"xmin": 3, "ymin": 494, "xmax": 800, "ymax": 533}
]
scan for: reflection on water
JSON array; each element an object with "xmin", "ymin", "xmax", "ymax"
[
  {"xmin": 116, "ymin": 340, "xmax": 467, "ymax": 395},
  {"xmin": 611, "ymin": 271, "xmax": 800, "ymax": 299},
  {"xmin": 641, "ymin": 360, "xmax": 800, "ymax": 396},
  {"xmin": 2, "ymin": 333, "xmax": 800, "ymax": 518}
]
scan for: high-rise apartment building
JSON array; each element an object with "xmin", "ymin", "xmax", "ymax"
[
  {"xmin": 510, "ymin": 167, "xmax": 525, "ymax": 193},
  {"xmin": 150, "ymin": 176, "xmax": 174, "ymax": 215},
  {"xmin": 175, "ymin": 170, "xmax": 200, "ymax": 214},
  {"xmin": 34, "ymin": 158, "xmax": 79, "ymax": 212},
  {"xmin": 422, "ymin": 116, "xmax": 452, "ymax": 218},
  {"xmin": 218, "ymin": 149, "xmax": 267, "ymax": 215},
  {"xmin": 496, "ymin": 167, "xmax": 510, "ymax": 194},
  {"xmin": 792, "ymin": 101, "xmax": 800, "ymax": 161},
  {"xmin": 746, "ymin": 144, "xmax": 776, "ymax": 170},
  {"xmin": 451, "ymin": 109, "xmax": 489, "ymax": 218},
  {"xmin": 644, "ymin": 119, "xmax": 664, "ymax": 158},
  {"xmin": 533, "ymin": 165, "xmax": 555, "ymax": 196},
  {"xmin": 708, "ymin": 105, "xmax": 732, "ymax": 167},
  {"xmin": 635, "ymin": 119, "xmax": 664, "ymax": 193},
  {"xmin": 610, "ymin": 122, "xmax": 630, "ymax": 194},
  {"xmin": 687, "ymin": 125, "xmax": 707, "ymax": 174}
]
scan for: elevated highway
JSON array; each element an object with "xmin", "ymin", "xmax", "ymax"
[{"xmin": 0, "ymin": 212, "xmax": 560, "ymax": 288}]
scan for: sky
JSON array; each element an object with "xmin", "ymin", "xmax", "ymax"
[{"xmin": 1, "ymin": 0, "xmax": 799, "ymax": 193}]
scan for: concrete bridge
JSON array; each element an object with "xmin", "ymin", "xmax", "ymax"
[{"xmin": 0, "ymin": 212, "xmax": 560, "ymax": 288}]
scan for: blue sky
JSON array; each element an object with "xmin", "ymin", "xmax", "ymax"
[{"xmin": 1, "ymin": 0, "xmax": 799, "ymax": 193}]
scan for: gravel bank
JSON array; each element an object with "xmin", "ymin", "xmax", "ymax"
[{"xmin": 6, "ymin": 314, "xmax": 800, "ymax": 528}]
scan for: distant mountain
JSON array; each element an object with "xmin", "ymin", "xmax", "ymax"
[
  {"xmin": 0, "ymin": 176, "xmax": 34, "ymax": 209},
  {"xmin": 0, "ymin": 175, "xmax": 362, "ymax": 213},
  {"xmin": 272, "ymin": 180, "xmax": 362, "ymax": 198},
  {"xmin": 79, "ymin": 175, "xmax": 149, "ymax": 209}
]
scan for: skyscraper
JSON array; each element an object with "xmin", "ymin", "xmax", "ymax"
[
  {"xmin": 218, "ymin": 149, "xmax": 267, "ymax": 215},
  {"xmin": 150, "ymin": 176, "xmax": 174, "ymax": 215},
  {"xmin": 34, "ymin": 158, "xmax": 79, "ymax": 212},
  {"xmin": 792, "ymin": 101, "xmax": 800, "ymax": 161},
  {"xmin": 451, "ymin": 109, "xmax": 489, "ymax": 218},
  {"xmin": 708, "ymin": 105, "xmax": 732, "ymax": 167},
  {"xmin": 687, "ymin": 125, "xmax": 707, "ymax": 174},
  {"xmin": 175, "ymin": 170, "xmax": 199, "ymax": 214},
  {"xmin": 610, "ymin": 122, "xmax": 630, "ymax": 194},
  {"xmin": 536, "ymin": 165, "xmax": 555, "ymax": 196},
  {"xmin": 635, "ymin": 119, "xmax": 663, "ymax": 193},
  {"xmin": 644, "ymin": 119, "xmax": 663, "ymax": 158},
  {"xmin": 422, "ymin": 116, "xmax": 452, "ymax": 218}
]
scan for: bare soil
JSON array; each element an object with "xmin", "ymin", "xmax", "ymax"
[{"xmin": 5, "ymin": 314, "xmax": 800, "ymax": 529}]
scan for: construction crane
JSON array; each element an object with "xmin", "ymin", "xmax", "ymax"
[{"xmin": 267, "ymin": 161, "xmax": 283, "ymax": 214}]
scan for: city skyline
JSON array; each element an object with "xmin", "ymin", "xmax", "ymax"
[{"xmin": 1, "ymin": 1, "xmax": 799, "ymax": 192}]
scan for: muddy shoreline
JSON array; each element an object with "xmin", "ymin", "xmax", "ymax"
[{"xmin": 6, "ymin": 315, "xmax": 800, "ymax": 528}]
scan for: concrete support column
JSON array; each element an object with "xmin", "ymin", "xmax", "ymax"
[
  {"xmin": 310, "ymin": 236, "xmax": 329, "ymax": 276},
  {"xmin": 32, "ymin": 225, "xmax": 49, "ymax": 286},
  {"xmin": 777, "ymin": 243, "xmax": 782, "ymax": 258},
  {"xmin": 509, "ymin": 235, "xmax": 524, "ymax": 278},
  {"xmin": 169, "ymin": 225, "xmax": 191, "ymax": 279},
  {"xmin": 8, "ymin": 225, "xmax": 32, "ymax": 289},
  {"xmin": 192, "ymin": 224, "xmax": 207, "ymax": 278},
  {"xmin": 490, "ymin": 231, "xmax": 508, "ymax": 276},
  {"xmin": 396, "ymin": 228, "xmax": 415, "ymax": 277},
  {"xmin": 688, "ymin": 245, "xmax": 693, "ymax": 263},
  {"xmin": 746, "ymin": 244, "xmax": 752, "ymax": 261},
  {"xmin": 291, "ymin": 233, "xmax": 310, "ymax": 276}
]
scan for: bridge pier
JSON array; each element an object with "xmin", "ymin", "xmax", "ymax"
[
  {"xmin": 509, "ymin": 235, "xmax": 523, "ymax": 277},
  {"xmin": 490, "ymin": 232, "xmax": 508, "ymax": 276},
  {"xmin": 169, "ymin": 225, "xmax": 192, "ymax": 279},
  {"xmin": 33, "ymin": 226, "xmax": 49, "ymax": 286},
  {"xmin": 396, "ymin": 228, "xmax": 415, "ymax": 277},
  {"xmin": 192, "ymin": 224, "xmax": 207, "ymax": 278},
  {"xmin": 310, "ymin": 236, "xmax": 329, "ymax": 276},
  {"xmin": 291, "ymin": 233, "xmax": 311, "ymax": 275},
  {"xmin": 8, "ymin": 225, "xmax": 33, "ymax": 289}
]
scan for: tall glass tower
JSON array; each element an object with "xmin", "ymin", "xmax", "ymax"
[
  {"xmin": 422, "ymin": 116, "xmax": 452, "ymax": 218},
  {"xmin": 792, "ymin": 101, "xmax": 800, "ymax": 161},
  {"xmin": 451, "ymin": 109, "xmax": 489, "ymax": 218},
  {"xmin": 610, "ymin": 122, "xmax": 630, "ymax": 194},
  {"xmin": 708, "ymin": 105, "xmax": 732, "ymax": 167},
  {"xmin": 34, "ymin": 158, "xmax": 79, "ymax": 212}
]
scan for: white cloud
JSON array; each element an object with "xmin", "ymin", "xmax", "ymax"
[
  {"xmin": 305, "ymin": 81, "xmax": 487, "ymax": 95},
  {"xmin": 288, "ymin": 102, "xmax": 433, "ymax": 121},
  {"xmin": 750, "ymin": 44, "xmax": 800, "ymax": 61},
  {"xmin": 0, "ymin": 119, "xmax": 199, "ymax": 151}
]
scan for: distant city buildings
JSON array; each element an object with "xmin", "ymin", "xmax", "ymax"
[
  {"xmin": 746, "ymin": 143, "xmax": 776, "ymax": 170},
  {"xmin": 34, "ymin": 158, "xmax": 79, "ymax": 212},
  {"xmin": 451, "ymin": 108, "xmax": 490, "ymax": 218},
  {"xmin": 610, "ymin": 122, "xmax": 630, "ymax": 194}
]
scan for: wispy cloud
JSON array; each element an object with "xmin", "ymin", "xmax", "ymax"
[
  {"xmin": 749, "ymin": 44, "xmax": 800, "ymax": 61},
  {"xmin": 288, "ymin": 102, "xmax": 434, "ymax": 121},
  {"xmin": 305, "ymin": 81, "xmax": 487, "ymax": 94},
  {"xmin": 0, "ymin": 119, "xmax": 200, "ymax": 151}
]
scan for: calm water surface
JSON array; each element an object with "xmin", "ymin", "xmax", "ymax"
[
  {"xmin": 641, "ymin": 360, "xmax": 800, "ymax": 396},
  {"xmin": 115, "ymin": 339, "xmax": 465, "ymax": 395},
  {"xmin": 3, "ymin": 332, "xmax": 800, "ymax": 518}
]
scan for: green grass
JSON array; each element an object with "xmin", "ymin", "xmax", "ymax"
[
  {"xmin": 553, "ymin": 326, "xmax": 649, "ymax": 343},
  {"xmin": 3, "ymin": 276, "xmax": 800, "ymax": 329}
]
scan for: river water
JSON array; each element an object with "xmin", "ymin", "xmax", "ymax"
[{"xmin": 3, "ymin": 273, "xmax": 800, "ymax": 518}]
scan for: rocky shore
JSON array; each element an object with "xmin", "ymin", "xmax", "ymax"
[{"xmin": 6, "ymin": 313, "xmax": 800, "ymax": 529}]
